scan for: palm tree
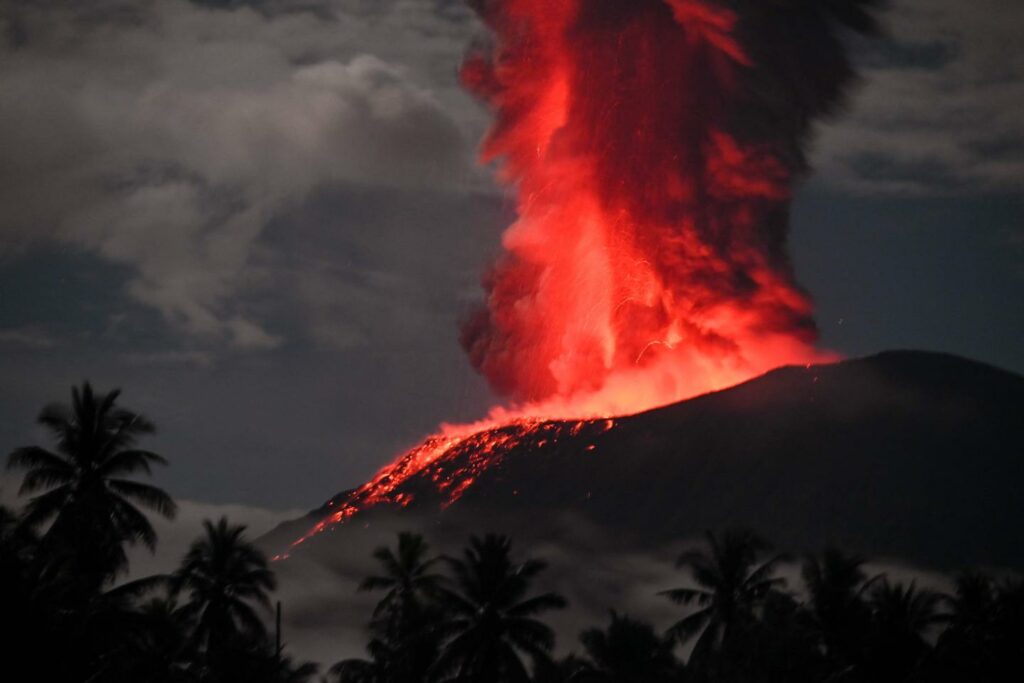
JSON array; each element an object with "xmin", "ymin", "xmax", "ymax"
[
  {"xmin": 990, "ymin": 578, "xmax": 1024, "ymax": 678},
  {"xmin": 928, "ymin": 572, "xmax": 998, "ymax": 682},
  {"xmin": 329, "ymin": 637, "xmax": 393, "ymax": 683},
  {"xmin": 431, "ymin": 534, "xmax": 567, "ymax": 682},
  {"xmin": 942, "ymin": 572, "xmax": 994, "ymax": 636},
  {"xmin": 801, "ymin": 548, "xmax": 878, "ymax": 670},
  {"xmin": 0, "ymin": 502, "xmax": 36, "ymax": 576},
  {"xmin": 863, "ymin": 579, "xmax": 944, "ymax": 683},
  {"xmin": 348, "ymin": 532, "xmax": 446, "ymax": 682},
  {"xmin": 238, "ymin": 646, "xmax": 319, "ymax": 683},
  {"xmin": 7, "ymin": 382, "xmax": 176, "ymax": 591},
  {"xmin": 171, "ymin": 517, "xmax": 276, "ymax": 668},
  {"xmin": 0, "ymin": 502, "xmax": 61, "ymax": 678},
  {"xmin": 659, "ymin": 530, "xmax": 787, "ymax": 667},
  {"xmin": 575, "ymin": 611, "xmax": 679, "ymax": 683},
  {"xmin": 103, "ymin": 596, "xmax": 196, "ymax": 683},
  {"xmin": 361, "ymin": 531, "xmax": 445, "ymax": 626}
]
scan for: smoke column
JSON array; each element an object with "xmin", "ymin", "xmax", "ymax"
[{"xmin": 460, "ymin": 0, "xmax": 880, "ymax": 416}]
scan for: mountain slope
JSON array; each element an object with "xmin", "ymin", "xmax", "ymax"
[{"xmin": 268, "ymin": 351, "xmax": 1024, "ymax": 570}]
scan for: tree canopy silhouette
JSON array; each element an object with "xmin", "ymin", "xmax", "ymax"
[
  {"xmin": 7, "ymin": 381, "xmax": 176, "ymax": 593},
  {"xmin": 660, "ymin": 529, "xmax": 787, "ymax": 665},
  {"xmin": 172, "ymin": 516, "xmax": 277, "ymax": 672},
  {"xmin": 575, "ymin": 611, "xmax": 680, "ymax": 683},
  {"xmin": 431, "ymin": 533, "xmax": 567, "ymax": 683}
]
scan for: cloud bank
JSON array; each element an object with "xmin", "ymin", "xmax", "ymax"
[
  {"xmin": 0, "ymin": 0, "xmax": 477, "ymax": 349},
  {"xmin": 814, "ymin": 0, "xmax": 1024, "ymax": 195}
]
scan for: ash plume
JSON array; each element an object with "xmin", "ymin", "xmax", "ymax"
[{"xmin": 460, "ymin": 0, "xmax": 882, "ymax": 409}]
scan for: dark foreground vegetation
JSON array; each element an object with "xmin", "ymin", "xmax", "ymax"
[{"xmin": 3, "ymin": 384, "xmax": 1022, "ymax": 682}]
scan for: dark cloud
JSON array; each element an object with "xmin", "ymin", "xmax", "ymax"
[
  {"xmin": 814, "ymin": 0, "xmax": 1024, "ymax": 194},
  {"xmin": 0, "ymin": 326, "xmax": 59, "ymax": 349},
  {"xmin": 0, "ymin": 0, "xmax": 481, "ymax": 348}
]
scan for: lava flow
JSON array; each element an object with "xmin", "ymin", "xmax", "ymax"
[{"xmin": 284, "ymin": 0, "xmax": 878, "ymax": 554}]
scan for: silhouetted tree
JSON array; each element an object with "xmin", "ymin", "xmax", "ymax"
[
  {"xmin": 431, "ymin": 533, "xmax": 567, "ymax": 682},
  {"xmin": 4, "ymin": 387, "xmax": 322, "ymax": 682},
  {"xmin": 227, "ymin": 643, "xmax": 319, "ymax": 683},
  {"xmin": 362, "ymin": 532, "xmax": 445, "ymax": 619},
  {"xmin": 531, "ymin": 654, "xmax": 591, "ymax": 683},
  {"xmin": 746, "ymin": 590, "xmax": 824, "ymax": 683},
  {"xmin": 171, "ymin": 517, "xmax": 276, "ymax": 680},
  {"xmin": 574, "ymin": 611, "xmax": 680, "ymax": 683},
  {"xmin": 926, "ymin": 572, "xmax": 1024, "ymax": 682},
  {"xmin": 801, "ymin": 548, "xmax": 878, "ymax": 674},
  {"xmin": 0, "ymin": 502, "xmax": 66, "ymax": 679},
  {"xmin": 6, "ymin": 382, "xmax": 176, "ymax": 594},
  {"xmin": 330, "ymin": 638, "xmax": 393, "ymax": 683},
  {"xmin": 346, "ymin": 531, "xmax": 446, "ymax": 682},
  {"xmin": 101, "ymin": 595, "xmax": 196, "ymax": 683},
  {"xmin": 659, "ymin": 529, "xmax": 787, "ymax": 673},
  {"xmin": 0, "ymin": 502, "xmax": 41, "ymax": 595},
  {"xmin": 862, "ymin": 579, "xmax": 944, "ymax": 683},
  {"xmin": 989, "ymin": 578, "xmax": 1024, "ymax": 677}
]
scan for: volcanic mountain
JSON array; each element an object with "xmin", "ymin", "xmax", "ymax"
[{"xmin": 267, "ymin": 351, "xmax": 1024, "ymax": 571}]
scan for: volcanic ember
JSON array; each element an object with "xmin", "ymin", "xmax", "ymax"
[{"xmin": 285, "ymin": 0, "xmax": 877, "ymax": 553}]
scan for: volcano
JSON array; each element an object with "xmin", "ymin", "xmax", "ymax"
[{"xmin": 268, "ymin": 351, "xmax": 1024, "ymax": 571}]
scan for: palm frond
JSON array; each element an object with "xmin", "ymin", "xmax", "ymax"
[
  {"xmin": 18, "ymin": 465, "xmax": 74, "ymax": 494},
  {"xmin": 657, "ymin": 587, "xmax": 710, "ymax": 605},
  {"xmin": 107, "ymin": 478, "xmax": 177, "ymax": 518},
  {"xmin": 106, "ymin": 573, "xmax": 172, "ymax": 600},
  {"xmin": 359, "ymin": 575, "xmax": 394, "ymax": 592},
  {"xmin": 747, "ymin": 552, "xmax": 789, "ymax": 586},
  {"xmin": 666, "ymin": 608, "xmax": 711, "ymax": 643},
  {"xmin": 37, "ymin": 403, "xmax": 72, "ymax": 439},
  {"xmin": 232, "ymin": 598, "xmax": 270, "ymax": 637},
  {"xmin": 7, "ymin": 445, "xmax": 71, "ymax": 473},
  {"xmin": 23, "ymin": 486, "xmax": 71, "ymax": 527},
  {"xmin": 111, "ymin": 497, "xmax": 159, "ymax": 550},
  {"xmin": 98, "ymin": 449, "xmax": 168, "ymax": 477},
  {"xmin": 507, "ymin": 592, "xmax": 568, "ymax": 617}
]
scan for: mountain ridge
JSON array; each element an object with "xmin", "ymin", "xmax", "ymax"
[{"xmin": 264, "ymin": 350, "xmax": 1024, "ymax": 571}]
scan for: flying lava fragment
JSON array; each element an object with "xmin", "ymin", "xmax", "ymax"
[{"xmin": 285, "ymin": 0, "xmax": 881, "ymax": 552}]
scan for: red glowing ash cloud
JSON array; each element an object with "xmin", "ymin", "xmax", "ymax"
[
  {"xmin": 283, "ymin": 0, "xmax": 878, "ymax": 553},
  {"xmin": 459, "ymin": 0, "xmax": 849, "ymax": 411}
]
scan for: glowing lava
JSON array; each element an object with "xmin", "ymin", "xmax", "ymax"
[
  {"xmin": 284, "ymin": 0, "xmax": 878, "ymax": 553},
  {"xmin": 281, "ymin": 417, "xmax": 615, "ymax": 557}
]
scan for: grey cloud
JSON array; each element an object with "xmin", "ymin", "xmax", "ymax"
[
  {"xmin": 291, "ymin": 262, "xmax": 415, "ymax": 351},
  {"xmin": 0, "ymin": 325, "xmax": 60, "ymax": 349},
  {"xmin": 122, "ymin": 349, "xmax": 216, "ymax": 367},
  {"xmin": 0, "ymin": 0, "xmax": 479, "ymax": 349},
  {"xmin": 814, "ymin": 0, "xmax": 1024, "ymax": 195},
  {"xmin": 262, "ymin": 183, "xmax": 507, "ymax": 354}
]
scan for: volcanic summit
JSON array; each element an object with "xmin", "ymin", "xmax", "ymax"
[{"xmin": 270, "ymin": 351, "xmax": 1024, "ymax": 572}]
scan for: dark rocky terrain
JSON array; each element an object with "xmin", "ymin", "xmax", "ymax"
[{"xmin": 265, "ymin": 350, "xmax": 1024, "ymax": 571}]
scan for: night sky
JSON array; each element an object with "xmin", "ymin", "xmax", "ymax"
[{"xmin": 1, "ymin": 0, "xmax": 1022, "ymax": 523}]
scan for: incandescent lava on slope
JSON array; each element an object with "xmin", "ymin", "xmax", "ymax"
[
  {"xmin": 282, "ymin": 0, "xmax": 880, "ymax": 555},
  {"xmin": 280, "ymin": 417, "xmax": 616, "ymax": 557}
]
